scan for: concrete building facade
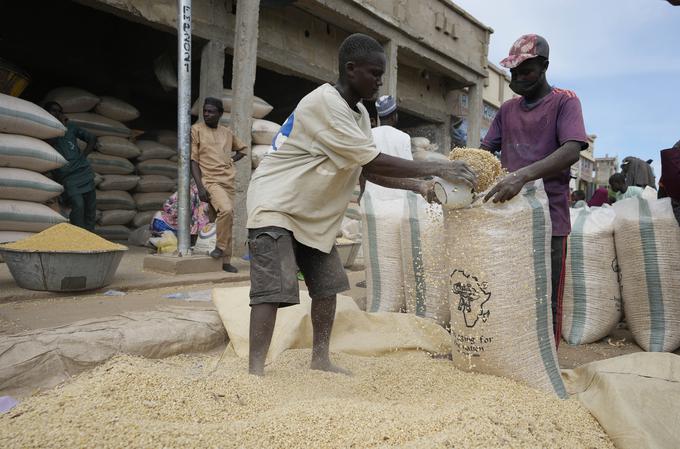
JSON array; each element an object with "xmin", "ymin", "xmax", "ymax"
[
  {"xmin": 448, "ymin": 62, "xmax": 514, "ymax": 147},
  {"xmin": 2, "ymin": 0, "xmax": 492, "ymax": 254},
  {"xmin": 595, "ymin": 155, "xmax": 619, "ymax": 188},
  {"xmin": 570, "ymin": 134, "xmax": 597, "ymax": 197},
  {"xmin": 83, "ymin": 0, "xmax": 492, "ymax": 252}
]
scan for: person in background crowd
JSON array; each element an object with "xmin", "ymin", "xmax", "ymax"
[
  {"xmin": 621, "ymin": 156, "xmax": 656, "ymax": 188},
  {"xmin": 571, "ymin": 190, "xmax": 586, "ymax": 208},
  {"xmin": 44, "ymin": 101, "xmax": 98, "ymax": 231},
  {"xmin": 609, "ymin": 173, "xmax": 644, "ymax": 201},
  {"xmin": 587, "ymin": 187, "xmax": 612, "ymax": 207},
  {"xmin": 150, "ymin": 181, "xmax": 210, "ymax": 245},
  {"xmin": 658, "ymin": 139, "xmax": 680, "ymax": 225},
  {"xmin": 191, "ymin": 97, "xmax": 248, "ymax": 273},
  {"xmin": 480, "ymin": 34, "xmax": 588, "ymax": 347}
]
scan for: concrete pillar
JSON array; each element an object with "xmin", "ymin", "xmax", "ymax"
[
  {"xmin": 230, "ymin": 0, "xmax": 260, "ymax": 257},
  {"xmin": 441, "ymin": 89, "xmax": 461, "ymax": 152},
  {"xmin": 198, "ymin": 40, "xmax": 226, "ymax": 122},
  {"xmin": 381, "ymin": 39, "xmax": 398, "ymax": 99},
  {"xmin": 466, "ymin": 80, "xmax": 483, "ymax": 147}
]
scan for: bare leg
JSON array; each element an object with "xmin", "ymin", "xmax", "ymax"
[
  {"xmin": 309, "ymin": 295, "xmax": 350, "ymax": 375},
  {"xmin": 249, "ymin": 303, "xmax": 278, "ymax": 376}
]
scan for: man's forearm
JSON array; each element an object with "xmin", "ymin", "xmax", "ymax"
[
  {"xmin": 514, "ymin": 141, "xmax": 582, "ymax": 183},
  {"xmin": 363, "ymin": 173, "xmax": 422, "ymax": 192},
  {"xmin": 363, "ymin": 153, "xmax": 441, "ymax": 179}
]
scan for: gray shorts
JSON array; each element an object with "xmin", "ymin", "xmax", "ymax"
[{"xmin": 248, "ymin": 226, "xmax": 350, "ymax": 307}]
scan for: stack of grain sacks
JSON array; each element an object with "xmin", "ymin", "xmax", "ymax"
[
  {"xmin": 43, "ymin": 87, "xmax": 136, "ymax": 241},
  {"xmin": 131, "ymin": 134, "xmax": 178, "ymax": 233},
  {"xmin": 43, "ymin": 87, "xmax": 178, "ymax": 242},
  {"xmin": 0, "ymin": 93, "xmax": 69, "ymax": 246},
  {"xmin": 410, "ymin": 136, "xmax": 448, "ymax": 162}
]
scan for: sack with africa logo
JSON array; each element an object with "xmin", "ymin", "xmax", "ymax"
[{"xmin": 444, "ymin": 180, "xmax": 566, "ymax": 398}]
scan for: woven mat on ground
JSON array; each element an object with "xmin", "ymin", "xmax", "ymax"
[
  {"xmin": 562, "ymin": 352, "xmax": 680, "ymax": 449},
  {"xmin": 0, "ymin": 308, "xmax": 225, "ymax": 398},
  {"xmin": 212, "ymin": 286, "xmax": 450, "ymax": 365}
]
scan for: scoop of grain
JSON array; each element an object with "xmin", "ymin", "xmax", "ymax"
[
  {"xmin": 0, "ymin": 350, "xmax": 613, "ymax": 449},
  {"xmin": 449, "ymin": 147, "xmax": 504, "ymax": 192},
  {"xmin": 0, "ymin": 223, "xmax": 126, "ymax": 252}
]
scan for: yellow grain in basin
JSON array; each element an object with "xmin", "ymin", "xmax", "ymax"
[{"xmin": 0, "ymin": 223, "xmax": 126, "ymax": 252}]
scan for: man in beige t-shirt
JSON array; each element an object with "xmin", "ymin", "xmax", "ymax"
[
  {"xmin": 191, "ymin": 97, "xmax": 247, "ymax": 273},
  {"xmin": 246, "ymin": 34, "xmax": 476, "ymax": 376}
]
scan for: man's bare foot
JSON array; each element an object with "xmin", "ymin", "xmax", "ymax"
[{"xmin": 310, "ymin": 360, "xmax": 352, "ymax": 375}]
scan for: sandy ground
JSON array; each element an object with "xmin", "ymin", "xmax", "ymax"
[{"xmin": 0, "ymin": 257, "xmax": 649, "ymax": 370}]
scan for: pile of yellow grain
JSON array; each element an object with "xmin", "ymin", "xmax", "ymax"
[
  {"xmin": 449, "ymin": 147, "xmax": 504, "ymax": 192},
  {"xmin": 0, "ymin": 223, "xmax": 126, "ymax": 252},
  {"xmin": 0, "ymin": 350, "xmax": 613, "ymax": 449}
]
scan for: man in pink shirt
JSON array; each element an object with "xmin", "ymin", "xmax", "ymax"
[{"xmin": 482, "ymin": 34, "xmax": 588, "ymax": 347}]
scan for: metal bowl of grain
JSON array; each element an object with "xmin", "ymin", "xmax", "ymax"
[{"xmin": 0, "ymin": 223, "xmax": 127, "ymax": 292}]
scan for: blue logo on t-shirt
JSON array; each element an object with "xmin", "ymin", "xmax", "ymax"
[{"xmin": 272, "ymin": 112, "xmax": 295, "ymax": 151}]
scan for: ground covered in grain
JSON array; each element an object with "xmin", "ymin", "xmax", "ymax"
[{"xmin": 0, "ymin": 350, "xmax": 613, "ymax": 449}]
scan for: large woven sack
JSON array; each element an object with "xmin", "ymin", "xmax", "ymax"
[
  {"xmin": 98, "ymin": 174, "xmax": 140, "ymax": 191},
  {"xmin": 411, "ymin": 137, "xmax": 430, "ymax": 148},
  {"xmin": 43, "ymin": 87, "xmax": 100, "ymax": 113},
  {"xmin": 87, "ymin": 152, "xmax": 134, "ymax": 175},
  {"xmin": 154, "ymin": 129, "xmax": 177, "ymax": 149},
  {"xmin": 412, "ymin": 149, "xmax": 448, "ymax": 162},
  {"xmin": 0, "ymin": 93, "xmax": 66, "ymax": 139},
  {"xmin": 135, "ymin": 175, "xmax": 175, "ymax": 193},
  {"xmin": 251, "ymin": 144, "xmax": 270, "ymax": 169},
  {"xmin": 0, "ymin": 199, "xmax": 67, "ymax": 232},
  {"xmin": 0, "ymin": 231, "xmax": 34, "ymax": 243},
  {"xmin": 97, "ymin": 136, "xmax": 141, "ymax": 159},
  {"xmin": 193, "ymin": 223, "xmax": 217, "ymax": 255},
  {"xmin": 411, "ymin": 137, "xmax": 438, "ymax": 153},
  {"xmin": 613, "ymin": 197, "xmax": 680, "ymax": 352},
  {"xmin": 94, "ymin": 225, "xmax": 130, "ymax": 241},
  {"xmin": 65, "ymin": 113, "xmax": 131, "ymax": 138},
  {"xmin": 0, "ymin": 167, "xmax": 64, "ymax": 203},
  {"xmin": 251, "ymin": 119, "xmax": 280, "ymax": 145},
  {"xmin": 136, "ymin": 140, "xmax": 175, "ymax": 161},
  {"xmin": 94, "ymin": 96, "xmax": 140, "ymax": 122},
  {"xmin": 190, "ymin": 89, "xmax": 273, "ymax": 119},
  {"xmin": 345, "ymin": 203, "xmax": 362, "ymax": 221},
  {"xmin": 361, "ymin": 193, "xmax": 405, "ymax": 313},
  {"xmin": 445, "ymin": 181, "xmax": 566, "ymax": 398},
  {"xmin": 134, "ymin": 192, "xmax": 169, "ymax": 211},
  {"xmin": 98, "ymin": 209, "xmax": 136, "ymax": 226},
  {"xmin": 132, "ymin": 210, "xmax": 156, "ymax": 228},
  {"xmin": 95, "ymin": 190, "xmax": 135, "ymax": 211},
  {"xmin": 136, "ymin": 159, "xmax": 177, "ymax": 179},
  {"xmin": 0, "ymin": 134, "xmax": 67, "ymax": 172},
  {"xmin": 562, "ymin": 206, "xmax": 622, "ymax": 345},
  {"xmin": 401, "ymin": 196, "xmax": 450, "ymax": 327}
]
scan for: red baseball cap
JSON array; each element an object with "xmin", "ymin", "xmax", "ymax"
[{"xmin": 500, "ymin": 34, "xmax": 550, "ymax": 69}]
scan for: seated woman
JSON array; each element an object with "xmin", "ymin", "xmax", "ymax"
[{"xmin": 151, "ymin": 181, "xmax": 210, "ymax": 245}]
